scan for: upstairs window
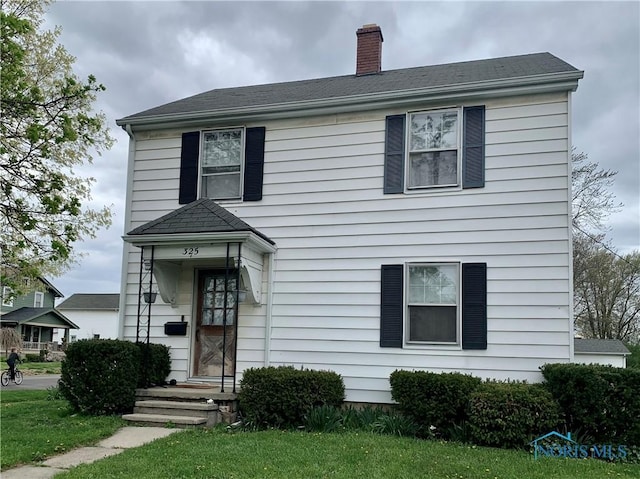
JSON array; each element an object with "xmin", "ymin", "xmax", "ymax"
[
  {"xmin": 2, "ymin": 286, "xmax": 13, "ymax": 307},
  {"xmin": 201, "ymin": 129, "xmax": 244, "ymax": 200},
  {"xmin": 34, "ymin": 291, "xmax": 44, "ymax": 308},
  {"xmin": 384, "ymin": 106, "xmax": 485, "ymax": 194},
  {"xmin": 408, "ymin": 110, "xmax": 460, "ymax": 188},
  {"xmin": 179, "ymin": 127, "xmax": 265, "ymax": 204}
]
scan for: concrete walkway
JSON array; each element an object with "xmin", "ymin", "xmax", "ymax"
[{"xmin": 1, "ymin": 427, "xmax": 182, "ymax": 479}]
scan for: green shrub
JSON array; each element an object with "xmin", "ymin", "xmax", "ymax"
[
  {"xmin": 136, "ymin": 342, "xmax": 171, "ymax": 387},
  {"xmin": 24, "ymin": 353, "xmax": 40, "ymax": 362},
  {"xmin": 239, "ymin": 366, "xmax": 344, "ymax": 429},
  {"xmin": 341, "ymin": 405, "xmax": 388, "ymax": 431},
  {"xmin": 467, "ymin": 381, "xmax": 561, "ymax": 449},
  {"xmin": 541, "ymin": 363, "xmax": 640, "ymax": 445},
  {"xmin": 626, "ymin": 343, "xmax": 640, "ymax": 369},
  {"xmin": 305, "ymin": 405, "xmax": 343, "ymax": 433},
  {"xmin": 389, "ymin": 370, "xmax": 481, "ymax": 437},
  {"xmin": 59, "ymin": 339, "xmax": 140, "ymax": 415},
  {"xmin": 371, "ymin": 412, "xmax": 419, "ymax": 437}
]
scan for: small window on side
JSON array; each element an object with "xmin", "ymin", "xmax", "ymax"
[
  {"xmin": 34, "ymin": 291, "xmax": 44, "ymax": 308},
  {"xmin": 2, "ymin": 286, "xmax": 13, "ymax": 307}
]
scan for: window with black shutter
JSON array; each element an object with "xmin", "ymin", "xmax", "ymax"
[
  {"xmin": 383, "ymin": 106, "xmax": 485, "ymax": 194},
  {"xmin": 379, "ymin": 262, "xmax": 487, "ymax": 350},
  {"xmin": 178, "ymin": 127, "xmax": 266, "ymax": 204}
]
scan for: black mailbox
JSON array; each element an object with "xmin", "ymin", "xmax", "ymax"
[{"xmin": 164, "ymin": 321, "xmax": 188, "ymax": 336}]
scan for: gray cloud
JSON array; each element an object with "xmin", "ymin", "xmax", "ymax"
[{"xmin": 42, "ymin": 1, "xmax": 638, "ymax": 295}]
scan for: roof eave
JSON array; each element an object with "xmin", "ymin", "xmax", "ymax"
[
  {"xmin": 574, "ymin": 350, "xmax": 630, "ymax": 356},
  {"xmin": 116, "ymin": 71, "xmax": 583, "ymax": 130},
  {"xmin": 123, "ymin": 231, "xmax": 277, "ymax": 254}
]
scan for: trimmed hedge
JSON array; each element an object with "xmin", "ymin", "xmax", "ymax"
[
  {"xmin": 541, "ymin": 363, "xmax": 640, "ymax": 445},
  {"xmin": 60, "ymin": 339, "xmax": 140, "ymax": 415},
  {"xmin": 239, "ymin": 366, "xmax": 345, "ymax": 429},
  {"xmin": 389, "ymin": 370, "xmax": 481, "ymax": 436},
  {"xmin": 136, "ymin": 342, "xmax": 171, "ymax": 387},
  {"xmin": 467, "ymin": 381, "xmax": 561, "ymax": 449}
]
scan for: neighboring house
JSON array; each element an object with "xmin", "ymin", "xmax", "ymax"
[
  {"xmin": 56, "ymin": 293, "xmax": 120, "ymax": 342},
  {"xmin": 115, "ymin": 24, "xmax": 584, "ymax": 403},
  {"xmin": 0, "ymin": 278, "xmax": 77, "ymax": 351},
  {"xmin": 574, "ymin": 338, "xmax": 630, "ymax": 368}
]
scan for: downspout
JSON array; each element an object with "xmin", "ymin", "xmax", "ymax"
[
  {"xmin": 264, "ymin": 251, "xmax": 275, "ymax": 366},
  {"xmin": 118, "ymin": 124, "xmax": 137, "ymax": 340}
]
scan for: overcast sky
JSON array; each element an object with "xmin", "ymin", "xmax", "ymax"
[{"xmin": 42, "ymin": 0, "xmax": 639, "ymax": 298}]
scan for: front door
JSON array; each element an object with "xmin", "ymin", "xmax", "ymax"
[{"xmin": 193, "ymin": 270, "xmax": 238, "ymax": 378}]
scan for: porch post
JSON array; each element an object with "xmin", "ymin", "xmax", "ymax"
[
  {"xmin": 221, "ymin": 242, "xmax": 231, "ymax": 393},
  {"xmin": 233, "ymin": 242, "xmax": 241, "ymax": 393}
]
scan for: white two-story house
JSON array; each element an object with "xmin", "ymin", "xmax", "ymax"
[{"xmin": 116, "ymin": 24, "xmax": 583, "ymax": 403}]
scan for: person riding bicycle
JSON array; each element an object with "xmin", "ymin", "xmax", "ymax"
[{"xmin": 6, "ymin": 348, "xmax": 20, "ymax": 380}]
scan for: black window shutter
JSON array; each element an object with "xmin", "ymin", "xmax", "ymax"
[
  {"xmin": 380, "ymin": 264, "xmax": 404, "ymax": 348},
  {"xmin": 384, "ymin": 115, "xmax": 405, "ymax": 194},
  {"xmin": 243, "ymin": 127, "xmax": 266, "ymax": 201},
  {"xmin": 462, "ymin": 263, "xmax": 487, "ymax": 350},
  {"xmin": 178, "ymin": 131, "xmax": 200, "ymax": 204},
  {"xmin": 462, "ymin": 106, "xmax": 485, "ymax": 189}
]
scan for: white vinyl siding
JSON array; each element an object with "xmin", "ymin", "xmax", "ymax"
[{"xmin": 121, "ymin": 91, "xmax": 572, "ymax": 402}]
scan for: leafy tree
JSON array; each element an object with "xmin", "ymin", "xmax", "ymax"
[
  {"xmin": 573, "ymin": 233, "xmax": 640, "ymax": 343},
  {"xmin": 0, "ymin": 327, "xmax": 23, "ymax": 357},
  {"xmin": 0, "ymin": 0, "xmax": 113, "ymax": 294},
  {"xmin": 625, "ymin": 343, "xmax": 640, "ymax": 368}
]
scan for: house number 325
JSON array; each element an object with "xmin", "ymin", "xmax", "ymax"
[{"xmin": 183, "ymin": 247, "xmax": 199, "ymax": 257}]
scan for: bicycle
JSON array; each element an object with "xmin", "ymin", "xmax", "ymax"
[{"xmin": 1, "ymin": 364, "xmax": 23, "ymax": 386}]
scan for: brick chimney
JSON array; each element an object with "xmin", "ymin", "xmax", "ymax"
[{"xmin": 356, "ymin": 24, "xmax": 383, "ymax": 76}]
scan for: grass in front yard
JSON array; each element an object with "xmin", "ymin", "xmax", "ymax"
[
  {"xmin": 0, "ymin": 389, "xmax": 125, "ymax": 470},
  {"xmin": 56, "ymin": 429, "xmax": 640, "ymax": 479},
  {"xmin": 19, "ymin": 361, "xmax": 62, "ymax": 375}
]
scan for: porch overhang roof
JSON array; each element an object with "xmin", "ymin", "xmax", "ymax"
[
  {"xmin": 123, "ymin": 231, "xmax": 276, "ymax": 254},
  {"xmin": 122, "ymin": 198, "xmax": 276, "ymax": 254},
  {"xmin": 0, "ymin": 308, "xmax": 79, "ymax": 329},
  {"xmin": 123, "ymin": 200, "xmax": 275, "ymax": 306}
]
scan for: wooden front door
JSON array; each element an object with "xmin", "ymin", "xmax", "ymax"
[{"xmin": 193, "ymin": 270, "xmax": 238, "ymax": 378}]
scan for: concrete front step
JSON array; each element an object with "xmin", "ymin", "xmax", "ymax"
[
  {"xmin": 122, "ymin": 413, "xmax": 207, "ymax": 428},
  {"xmin": 134, "ymin": 400, "xmax": 218, "ymax": 419},
  {"xmin": 135, "ymin": 387, "xmax": 237, "ymax": 402}
]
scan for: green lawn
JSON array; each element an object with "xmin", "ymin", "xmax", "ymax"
[
  {"xmin": 2, "ymin": 391, "xmax": 638, "ymax": 478},
  {"xmin": 52, "ymin": 430, "xmax": 640, "ymax": 479},
  {"xmin": 0, "ymin": 389, "xmax": 125, "ymax": 470},
  {"xmin": 19, "ymin": 361, "xmax": 62, "ymax": 375}
]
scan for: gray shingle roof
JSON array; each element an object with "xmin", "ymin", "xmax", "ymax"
[
  {"xmin": 574, "ymin": 338, "xmax": 630, "ymax": 355},
  {"xmin": 127, "ymin": 198, "xmax": 275, "ymax": 244},
  {"xmin": 119, "ymin": 52, "xmax": 580, "ymax": 122},
  {"xmin": 57, "ymin": 293, "xmax": 119, "ymax": 310},
  {"xmin": 0, "ymin": 307, "xmax": 78, "ymax": 329}
]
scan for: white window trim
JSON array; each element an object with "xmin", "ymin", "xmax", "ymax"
[
  {"xmin": 405, "ymin": 262, "xmax": 461, "ymax": 346},
  {"xmin": 2, "ymin": 286, "xmax": 13, "ymax": 307},
  {"xmin": 198, "ymin": 127, "xmax": 246, "ymax": 202},
  {"xmin": 405, "ymin": 108, "xmax": 462, "ymax": 191},
  {"xmin": 34, "ymin": 291, "xmax": 45, "ymax": 308}
]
